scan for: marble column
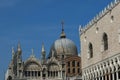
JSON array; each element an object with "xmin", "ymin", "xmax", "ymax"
[
  {"xmin": 58, "ymin": 71, "xmax": 60, "ymax": 78},
  {"xmin": 60, "ymin": 70, "xmax": 63, "ymax": 78},
  {"xmin": 41, "ymin": 71, "xmax": 42, "ymax": 80},
  {"xmin": 108, "ymin": 73, "xmax": 111, "ymax": 80},
  {"xmin": 116, "ymin": 71, "xmax": 119, "ymax": 80},
  {"xmin": 112, "ymin": 73, "xmax": 114, "ymax": 80}
]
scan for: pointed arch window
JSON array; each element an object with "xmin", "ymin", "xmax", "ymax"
[
  {"xmin": 88, "ymin": 43, "xmax": 93, "ymax": 58},
  {"xmin": 103, "ymin": 33, "xmax": 108, "ymax": 51},
  {"xmin": 78, "ymin": 68, "xmax": 80, "ymax": 73},
  {"xmin": 72, "ymin": 60, "xmax": 75, "ymax": 67},
  {"xmin": 68, "ymin": 62, "xmax": 70, "ymax": 67},
  {"xmin": 73, "ymin": 68, "xmax": 75, "ymax": 73},
  {"xmin": 68, "ymin": 68, "xmax": 70, "ymax": 73}
]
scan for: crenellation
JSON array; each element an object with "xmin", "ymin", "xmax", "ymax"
[
  {"xmin": 80, "ymin": 0, "xmax": 120, "ymax": 35},
  {"xmin": 90, "ymin": 19, "xmax": 94, "ymax": 26},
  {"xmin": 93, "ymin": 17, "xmax": 96, "ymax": 23},
  {"xmin": 88, "ymin": 20, "xmax": 92, "ymax": 26},
  {"xmin": 107, "ymin": 4, "xmax": 111, "ymax": 10},
  {"xmin": 104, "ymin": 7, "xmax": 107, "ymax": 13},
  {"xmin": 110, "ymin": 2, "xmax": 114, "ymax": 8},
  {"xmin": 96, "ymin": 14, "xmax": 99, "ymax": 20},
  {"xmin": 95, "ymin": 15, "xmax": 98, "ymax": 22},
  {"xmin": 115, "ymin": 0, "xmax": 119, "ymax": 4},
  {"xmin": 101, "ymin": 10, "xmax": 104, "ymax": 16}
]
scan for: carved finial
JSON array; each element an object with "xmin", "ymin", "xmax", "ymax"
[
  {"xmin": 31, "ymin": 48, "xmax": 35, "ymax": 57},
  {"xmin": 42, "ymin": 42, "xmax": 45, "ymax": 53},
  {"xmin": 17, "ymin": 41, "xmax": 21, "ymax": 52},
  {"xmin": 32, "ymin": 48, "xmax": 34, "ymax": 55},
  {"xmin": 12, "ymin": 47, "xmax": 15, "ymax": 54}
]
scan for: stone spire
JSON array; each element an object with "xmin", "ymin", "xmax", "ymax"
[
  {"xmin": 31, "ymin": 48, "xmax": 35, "ymax": 58},
  {"xmin": 60, "ymin": 20, "xmax": 66, "ymax": 38},
  {"xmin": 41, "ymin": 43, "xmax": 46, "ymax": 64},
  {"xmin": 17, "ymin": 42, "xmax": 21, "ymax": 52},
  {"xmin": 42, "ymin": 43, "xmax": 45, "ymax": 53}
]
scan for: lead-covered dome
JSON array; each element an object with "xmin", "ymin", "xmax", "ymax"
[{"xmin": 49, "ymin": 25, "xmax": 78, "ymax": 58}]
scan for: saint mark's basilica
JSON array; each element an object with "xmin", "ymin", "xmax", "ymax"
[{"xmin": 5, "ymin": 24, "xmax": 81, "ymax": 80}]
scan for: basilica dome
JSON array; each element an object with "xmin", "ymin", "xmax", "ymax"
[{"xmin": 49, "ymin": 27, "xmax": 78, "ymax": 58}]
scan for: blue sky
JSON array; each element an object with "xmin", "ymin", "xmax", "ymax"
[{"xmin": 0, "ymin": 0, "xmax": 113, "ymax": 79}]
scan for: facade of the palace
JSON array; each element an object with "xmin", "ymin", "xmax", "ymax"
[
  {"xmin": 5, "ymin": 27, "xmax": 81, "ymax": 80},
  {"xmin": 80, "ymin": 0, "xmax": 120, "ymax": 80}
]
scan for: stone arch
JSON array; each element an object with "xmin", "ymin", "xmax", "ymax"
[
  {"xmin": 23, "ymin": 60, "xmax": 42, "ymax": 78},
  {"xmin": 102, "ymin": 32, "xmax": 108, "ymax": 51},
  {"xmin": 47, "ymin": 62, "xmax": 60, "ymax": 71},
  {"xmin": 88, "ymin": 42, "xmax": 93, "ymax": 58},
  {"xmin": 24, "ymin": 60, "xmax": 42, "ymax": 71}
]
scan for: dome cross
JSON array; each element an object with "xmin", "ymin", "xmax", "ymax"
[{"xmin": 61, "ymin": 20, "xmax": 64, "ymax": 32}]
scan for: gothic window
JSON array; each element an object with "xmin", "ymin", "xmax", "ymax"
[
  {"xmin": 68, "ymin": 68, "xmax": 70, "ymax": 73},
  {"xmin": 68, "ymin": 62, "xmax": 70, "ymax": 67},
  {"xmin": 103, "ymin": 33, "xmax": 108, "ymax": 51},
  {"xmin": 19, "ymin": 63, "xmax": 21, "ymax": 67},
  {"xmin": 48, "ymin": 71, "xmax": 50, "ymax": 77},
  {"xmin": 56, "ymin": 71, "xmax": 58, "ymax": 76},
  {"xmin": 28, "ymin": 71, "xmax": 30, "ymax": 76},
  {"xmin": 73, "ymin": 68, "xmax": 75, "ymax": 73},
  {"xmin": 88, "ymin": 43, "xmax": 93, "ymax": 58},
  {"xmin": 25, "ymin": 71, "xmax": 27, "ymax": 77},
  {"xmin": 72, "ymin": 60, "xmax": 75, "ymax": 67},
  {"xmin": 35, "ymin": 71, "xmax": 37, "ymax": 76},
  {"xmin": 32, "ymin": 71, "xmax": 33, "ymax": 76},
  {"xmin": 77, "ymin": 62, "xmax": 80, "ymax": 67},
  {"xmin": 111, "ymin": 15, "xmax": 114, "ymax": 23},
  {"xmin": 96, "ymin": 27, "xmax": 99, "ymax": 33},
  {"xmin": 38, "ymin": 71, "xmax": 40, "ymax": 76},
  {"xmin": 62, "ymin": 55, "xmax": 64, "ymax": 59},
  {"xmin": 78, "ymin": 68, "xmax": 80, "ymax": 73}
]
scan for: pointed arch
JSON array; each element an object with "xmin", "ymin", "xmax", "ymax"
[
  {"xmin": 103, "ymin": 32, "xmax": 108, "ymax": 51},
  {"xmin": 88, "ymin": 42, "xmax": 93, "ymax": 58}
]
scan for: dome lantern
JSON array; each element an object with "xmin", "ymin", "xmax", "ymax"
[{"xmin": 60, "ymin": 20, "xmax": 66, "ymax": 38}]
